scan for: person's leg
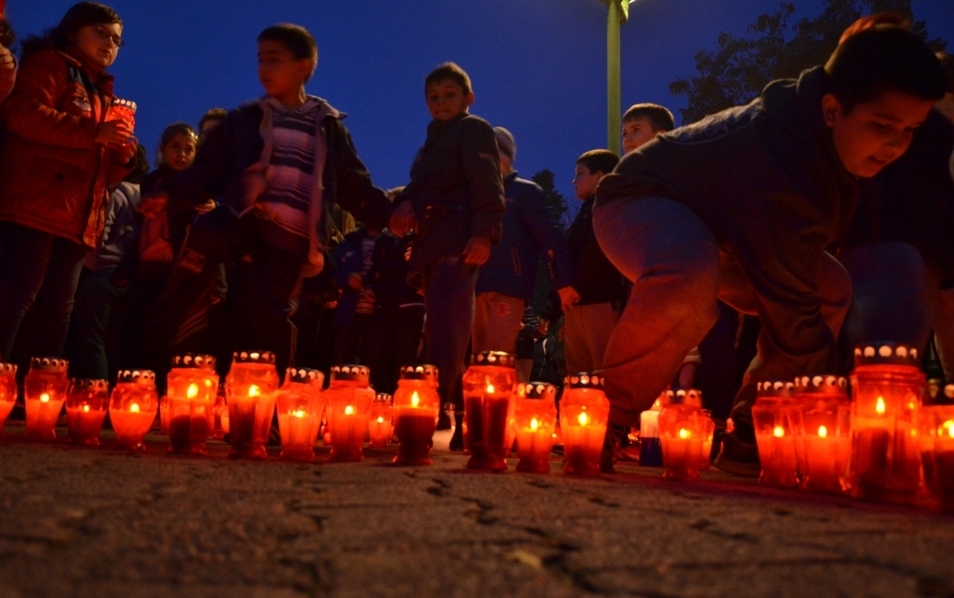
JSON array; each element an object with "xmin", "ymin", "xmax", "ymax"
[
  {"xmin": 579, "ymin": 302, "xmax": 620, "ymax": 372},
  {"xmin": 471, "ymin": 292, "xmax": 524, "ymax": 355},
  {"xmin": 23, "ymin": 234, "xmax": 88, "ymax": 358},
  {"xmin": 936, "ymin": 288, "xmax": 954, "ymax": 380},
  {"xmin": 593, "ymin": 197, "xmax": 721, "ymax": 430},
  {"xmin": 562, "ymin": 306, "xmax": 592, "ymax": 375},
  {"xmin": 65, "ymin": 266, "xmax": 124, "ymax": 379},
  {"xmin": 0, "ymin": 223, "xmax": 59, "ymax": 358}
]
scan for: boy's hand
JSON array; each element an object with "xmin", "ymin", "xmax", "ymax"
[
  {"xmin": 95, "ymin": 120, "xmax": 133, "ymax": 146},
  {"xmin": 347, "ymin": 273, "xmax": 363, "ymax": 290},
  {"xmin": 195, "ymin": 199, "xmax": 217, "ymax": 214},
  {"xmin": 0, "ymin": 46, "xmax": 14, "ymax": 70},
  {"xmin": 116, "ymin": 141, "xmax": 136, "ymax": 165},
  {"xmin": 462, "ymin": 236, "xmax": 491, "ymax": 266},
  {"xmin": 389, "ymin": 201, "xmax": 417, "ymax": 237},
  {"xmin": 139, "ymin": 191, "xmax": 168, "ymax": 218},
  {"xmin": 557, "ymin": 285, "xmax": 581, "ymax": 312}
]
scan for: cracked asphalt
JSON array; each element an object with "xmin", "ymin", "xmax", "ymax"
[{"xmin": 1, "ymin": 421, "xmax": 953, "ymax": 598}]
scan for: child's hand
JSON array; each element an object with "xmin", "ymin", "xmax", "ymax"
[
  {"xmin": 0, "ymin": 45, "xmax": 14, "ymax": 71},
  {"xmin": 96, "ymin": 120, "xmax": 133, "ymax": 146},
  {"xmin": 116, "ymin": 141, "xmax": 136, "ymax": 165},
  {"xmin": 389, "ymin": 201, "xmax": 417, "ymax": 237},
  {"xmin": 139, "ymin": 191, "xmax": 168, "ymax": 218},
  {"xmin": 347, "ymin": 273, "xmax": 363, "ymax": 291},
  {"xmin": 462, "ymin": 236, "xmax": 491, "ymax": 266},
  {"xmin": 557, "ymin": 286, "xmax": 581, "ymax": 312}
]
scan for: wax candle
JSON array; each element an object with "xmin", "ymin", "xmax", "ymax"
[
  {"xmin": 109, "ymin": 370, "xmax": 159, "ymax": 451},
  {"xmin": 793, "ymin": 375, "xmax": 851, "ymax": 494},
  {"xmin": 639, "ymin": 392, "xmax": 670, "ymax": 467},
  {"xmin": 847, "ymin": 343, "xmax": 925, "ymax": 505},
  {"xmin": 919, "ymin": 407, "xmax": 954, "ymax": 512},
  {"xmin": 462, "ymin": 352, "xmax": 517, "ymax": 472},
  {"xmin": 325, "ymin": 365, "xmax": 373, "ymax": 462},
  {"xmin": 659, "ymin": 389, "xmax": 711, "ymax": 481},
  {"xmin": 24, "ymin": 357, "xmax": 70, "ymax": 441},
  {"xmin": 167, "ymin": 354, "xmax": 219, "ymax": 456},
  {"xmin": 275, "ymin": 368, "xmax": 324, "ymax": 461},
  {"xmin": 752, "ymin": 380, "xmax": 800, "ymax": 487},
  {"xmin": 0, "ymin": 363, "xmax": 16, "ymax": 432},
  {"xmin": 561, "ymin": 373, "xmax": 610, "ymax": 476},
  {"xmin": 65, "ymin": 378, "xmax": 109, "ymax": 446},
  {"xmin": 225, "ymin": 351, "xmax": 279, "ymax": 459},
  {"xmin": 514, "ymin": 382, "xmax": 557, "ymax": 474},
  {"xmin": 368, "ymin": 393, "xmax": 394, "ymax": 449},
  {"xmin": 393, "ymin": 366, "xmax": 440, "ymax": 466}
]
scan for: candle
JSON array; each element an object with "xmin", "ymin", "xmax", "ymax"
[
  {"xmin": 277, "ymin": 409, "xmax": 318, "ymax": 461},
  {"xmin": 462, "ymin": 353, "xmax": 517, "ymax": 472},
  {"xmin": 166, "ymin": 354, "xmax": 219, "ymax": 456},
  {"xmin": 109, "ymin": 370, "xmax": 159, "ymax": 451},
  {"xmin": 919, "ymin": 409, "xmax": 954, "ymax": 512},
  {"xmin": 326, "ymin": 365, "xmax": 373, "ymax": 462},
  {"xmin": 368, "ymin": 393, "xmax": 394, "ymax": 448},
  {"xmin": 847, "ymin": 343, "xmax": 925, "ymax": 505},
  {"xmin": 561, "ymin": 374, "xmax": 610, "ymax": 476},
  {"xmin": 751, "ymin": 381, "xmax": 800, "ymax": 487},
  {"xmin": 658, "ymin": 389, "xmax": 711, "ymax": 481},
  {"xmin": 393, "ymin": 367, "xmax": 440, "ymax": 465},
  {"xmin": 792, "ymin": 375, "xmax": 851, "ymax": 494},
  {"xmin": 65, "ymin": 379, "xmax": 109, "ymax": 446},
  {"xmin": 24, "ymin": 358, "xmax": 70, "ymax": 441},
  {"xmin": 275, "ymin": 369, "xmax": 323, "ymax": 461},
  {"xmin": 638, "ymin": 393, "xmax": 668, "ymax": 467},
  {"xmin": 225, "ymin": 352, "xmax": 279, "ymax": 459},
  {"xmin": 0, "ymin": 363, "xmax": 17, "ymax": 432},
  {"xmin": 514, "ymin": 382, "xmax": 557, "ymax": 474}
]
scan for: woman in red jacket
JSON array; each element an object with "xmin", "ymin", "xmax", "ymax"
[{"xmin": 0, "ymin": 2, "xmax": 134, "ymax": 361}]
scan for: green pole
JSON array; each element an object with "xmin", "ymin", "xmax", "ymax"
[{"xmin": 606, "ymin": 1, "xmax": 621, "ymax": 155}]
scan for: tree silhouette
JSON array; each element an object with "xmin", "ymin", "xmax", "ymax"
[{"xmin": 669, "ymin": 0, "xmax": 946, "ymax": 124}]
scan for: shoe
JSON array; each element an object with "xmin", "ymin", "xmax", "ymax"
[
  {"xmin": 600, "ymin": 424, "xmax": 627, "ymax": 474},
  {"xmin": 448, "ymin": 412, "xmax": 464, "ymax": 451},
  {"xmin": 712, "ymin": 431, "xmax": 760, "ymax": 477}
]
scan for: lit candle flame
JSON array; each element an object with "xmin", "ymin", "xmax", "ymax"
[
  {"xmin": 943, "ymin": 420, "xmax": 954, "ymax": 439},
  {"xmin": 773, "ymin": 426, "xmax": 785, "ymax": 438},
  {"xmin": 411, "ymin": 391, "xmax": 420, "ymax": 407},
  {"xmin": 130, "ymin": 403, "xmax": 140, "ymax": 413},
  {"xmin": 187, "ymin": 383, "xmax": 199, "ymax": 399},
  {"xmin": 40, "ymin": 393, "xmax": 50, "ymax": 403},
  {"xmin": 82, "ymin": 404, "xmax": 90, "ymax": 413},
  {"xmin": 292, "ymin": 409, "xmax": 306, "ymax": 419},
  {"xmin": 530, "ymin": 417, "xmax": 540, "ymax": 431},
  {"xmin": 817, "ymin": 425, "xmax": 828, "ymax": 438},
  {"xmin": 875, "ymin": 397, "xmax": 886, "ymax": 415},
  {"xmin": 486, "ymin": 384, "xmax": 495, "ymax": 394},
  {"xmin": 577, "ymin": 412, "xmax": 589, "ymax": 426},
  {"xmin": 678, "ymin": 428, "xmax": 691, "ymax": 440},
  {"xmin": 248, "ymin": 385, "xmax": 261, "ymax": 398},
  {"xmin": 345, "ymin": 405, "xmax": 355, "ymax": 415},
  {"xmin": 376, "ymin": 416, "xmax": 385, "ymax": 424}
]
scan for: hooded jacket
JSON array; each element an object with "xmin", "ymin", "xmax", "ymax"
[
  {"xmin": 0, "ymin": 48, "xmax": 132, "ymax": 247},
  {"xmin": 596, "ymin": 66, "xmax": 859, "ymax": 374}
]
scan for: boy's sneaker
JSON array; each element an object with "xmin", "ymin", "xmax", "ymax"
[{"xmin": 712, "ymin": 431, "xmax": 760, "ymax": 477}]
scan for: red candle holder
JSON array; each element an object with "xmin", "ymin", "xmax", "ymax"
[
  {"xmin": 65, "ymin": 378, "xmax": 109, "ymax": 446},
  {"xmin": 659, "ymin": 389, "xmax": 712, "ymax": 481},
  {"xmin": 393, "ymin": 365, "xmax": 440, "ymax": 466},
  {"xmin": 0, "ymin": 363, "xmax": 17, "ymax": 432},
  {"xmin": 24, "ymin": 357, "xmax": 70, "ymax": 441},
  {"xmin": 225, "ymin": 351, "xmax": 279, "ymax": 459},
  {"xmin": 919, "ymin": 405, "xmax": 954, "ymax": 512},
  {"xmin": 462, "ymin": 352, "xmax": 518, "ymax": 472},
  {"xmin": 325, "ymin": 365, "xmax": 374, "ymax": 462},
  {"xmin": 561, "ymin": 373, "xmax": 610, "ymax": 476},
  {"xmin": 368, "ymin": 393, "xmax": 394, "ymax": 449},
  {"xmin": 275, "ymin": 368, "xmax": 325, "ymax": 461},
  {"xmin": 752, "ymin": 380, "xmax": 800, "ymax": 487},
  {"xmin": 108, "ymin": 370, "xmax": 159, "ymax": 451},
  {"xmin": 847, "ymin": 343, "xmax": 925, "ymax": 505},
  {"xmin": 792, "ymin": 375, "xmax": 851, "ymax": 494},
  {"xmin": 514, "ymin": 382, "xmax": 557, "ymax": 474},
  {"xmin": 166, "ymin": 354, "xmax": 219, "ymax": 456}
]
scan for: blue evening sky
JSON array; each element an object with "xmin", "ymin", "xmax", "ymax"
[{"xmin": 10, "ymin": 1, "xmax": 954, "ymax": 202}]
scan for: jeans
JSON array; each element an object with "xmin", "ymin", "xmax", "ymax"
[
  {"xmin": 593, "ymin": 197, "xmax": 851, "ymax": 432},
  {"xmin": 0, "ymin": 222, "xmax": 88, "ymax": 360},
  {"xmin": 472, "ymin": 292, "xmax": 524, "ymax": 355},
  {"xmin": 563, "ymin": 301, "xmax": 620, "ymax": 375},
  {"xmin": 65, "ymin": 266, "xmax": 127, "ymax": 380}
]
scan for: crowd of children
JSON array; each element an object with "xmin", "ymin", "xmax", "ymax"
[{"xmin": 0, "ymin": 2, "xmax": 952, "ymax": 473}]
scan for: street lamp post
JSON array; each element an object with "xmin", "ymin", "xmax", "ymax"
[{"xmin": 598, "ymin": 0, "xmax": 630, "ymax": 155}]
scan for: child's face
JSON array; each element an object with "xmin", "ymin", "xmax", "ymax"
[
  {"xmin": 426, "ymin": 79, "xmax": 474, "ymax": 121},
  {"xmin": 622, "ymin": 116, "xmax": 658, "ymax": 154},
  {"xmin": 823, "ymin": 90, "xmax": 936, "ymax": 178},
  {"xmin": 258, "ymin": 40, "xmax": 313, "ymax": 100},
  {"xmin": 161, "ymin": 132, "xmax": 197, "ymax": 171},
  {"xmin": 573, "ymin": 164, "xmax": 603, "ymax": 200},
  {"xmin": 71, "ymin": 23, "xmax": 122, "ymax": 70}
]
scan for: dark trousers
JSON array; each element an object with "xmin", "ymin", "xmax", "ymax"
[
  {"xmin": 0, "ymin": 222, "xmax": 88, "ymax": 360},
  {"xmin": 423, "ymin": 258, "xmax": 478, "ymax": 411},
  {"xmin": 152, "ymin": 208, "xmax": 305, "ymax": 376},
  {"xmin": 372, "ymin": 305, "xmax": 426, "ymax": 393},
  {"xmin": 65, "ymin": 266, "xmax": 127, "ymax": 380}
]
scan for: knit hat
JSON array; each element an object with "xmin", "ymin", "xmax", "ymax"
[{"xmin": 493, "ymin": 126, "xmax": 516, "ymax": 162}]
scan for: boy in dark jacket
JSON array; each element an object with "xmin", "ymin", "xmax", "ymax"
[
  {"xmin": 592, "ymin": 25, "xmax": 946, "ymax": 475},
  {"xmin": 140, "ymin": 24, "xmax": 391, "ymax": 374},
  {"xmin": 389, "ymin": 62, "xmax": 505, "ymax": 438},
  {"xmin": 472, "ymin": 126, "xmax": 575, "ymax": 370}
]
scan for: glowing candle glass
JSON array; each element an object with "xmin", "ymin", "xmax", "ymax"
[
  {"xmin": 658, "ymin": 390, "xmax": 712, "ymax": 481},
  {"xmin": 561, "ymin": 373, "xmax": 610, "ymax": 476},
  {"xmin": 752, "ymin": 380, "xmax": 800, "ymax": 487},
  {"xmin": 0, "ymin": 363, "xmax": 17, "ymax": 433},
  {"xmin": 213, "ymin": 392, "xmax": 229, "ymax": 439},
  {"xmin": 919, "ymin": 405, "xmax": 954, "ymax": 512},
  {"xmin": 368, "ymin": 393, "xmax": 394, "ymax": 449},
  {"xmin": 225, "ymin": 351, "xmax": 279, "ymax": 459},
  {"xmin": 109, "ymin": 370, "xmax": 159, "ymax": 450},
  {"xmin": 393, "ymin": 365, "xmax": 440, "ymax": 466},
  {"xmin": 166, "ymin": 354, "xmax": 219, "ymax": 455},
  {"xmin": 792, "ymin": 375, "xmax": 851, "ymax": 494},
  {"xmin": 275, "ymin": 367, "xmax": 325, "ymax": 461},
  {"xmin": 65, "ymin": 378, "xmax": 109, "ymax": 446},
  {"xmin": 462, "ymin": 352, "xmax": 518, "ymax": 472},
  {"xmin": 24, "ymin": 357, "xmax": 70, "ymax": 441},
  {"xmin": 325, "ymin": 365, "xmax": 374, "ymax": 462},
  {"xmin": 847, "ymin": 343, "xmax": 925, "ymax": 505},
  {"xmin": 514, "ymin": 382, "xmax": 557, "ymax": 474}
]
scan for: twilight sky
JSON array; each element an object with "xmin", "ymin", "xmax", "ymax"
[{"xmin": 9, "ymin": 0, "xmax": 954, "ymax": 202}]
